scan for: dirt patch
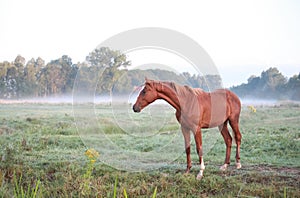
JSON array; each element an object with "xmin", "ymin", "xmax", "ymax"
[{"xmin": 246, "ymin": 164, "xmax": 300, "ymax": 176}]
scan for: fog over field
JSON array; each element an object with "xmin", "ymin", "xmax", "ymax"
[{"xmin": 1, "ymin": 95, "xmax": 299, "ymax": 108}]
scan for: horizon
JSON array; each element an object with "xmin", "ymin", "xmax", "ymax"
[{"xmin": 0, "ymin": 53, "xmax": 298, "ymax": 88}]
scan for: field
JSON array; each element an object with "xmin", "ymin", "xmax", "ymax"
[{"xmin": 0, "ymin": 102, "xmax": 299, "ymax": 197}]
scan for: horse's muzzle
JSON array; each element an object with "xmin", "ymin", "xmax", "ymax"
[{"xmin": 133, "ymin": 104, "xmax": 141, "ymax": 113}]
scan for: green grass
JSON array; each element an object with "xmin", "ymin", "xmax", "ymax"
[{"xmin": 0, "ymin": 103, "xmax": 299, "ymax": 197}]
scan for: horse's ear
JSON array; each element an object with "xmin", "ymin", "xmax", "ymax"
[{"xmin": 145, "ymin": 77, "xmax": 149, "ymax": 82}]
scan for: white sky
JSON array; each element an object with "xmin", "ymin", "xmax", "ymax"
[{"xmin": 0, "ymin": 0, "xmax": 299, "ymax": 87}]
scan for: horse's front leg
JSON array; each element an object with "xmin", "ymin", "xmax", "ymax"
[
  {"xmin": 182, "ymin": 127, "xmax": 192, "ymax": 173},
  {"xmin": 194, "ymin": 128, "xmax": 205, "ymax": 180}
]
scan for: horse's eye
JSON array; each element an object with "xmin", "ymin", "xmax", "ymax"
[{"xmin": 142, "ymin": 89, "xmax": 146, "ymax": 95}]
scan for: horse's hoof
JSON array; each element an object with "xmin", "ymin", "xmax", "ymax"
[
  {"xmin": 236, "ymin": 162, "xmax": 242, "ymax": 169},
  {"xmin": 220, "ymin": 164, "xmax": 228, "ymax": 171},
  {"xmin": 196, "ymin": 173, "xmax": 203, "ymax": 180},
  {"xmin": 184, "ymin": 168, "xmax": 191, "ymax": 174}
]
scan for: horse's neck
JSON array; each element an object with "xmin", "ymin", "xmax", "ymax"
[{"xmin": 157, "ymin": 82, "xmax": 181, "ymax": 112}]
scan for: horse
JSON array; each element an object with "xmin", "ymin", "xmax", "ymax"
[{"xmin": 133, "ymin": 78, "xmax": 242, "ymax": 180}]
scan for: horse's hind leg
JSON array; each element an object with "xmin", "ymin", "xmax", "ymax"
[
  {"xmin": 229, "ymin": 118, "xmax": 242, "ymax": 169},
  {"xmin": 218, "ymin": 120, "xmax": 232, "ymax": 171}
]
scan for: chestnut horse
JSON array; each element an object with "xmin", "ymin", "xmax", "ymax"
[{"xmin": 133, "ymin": 78, "xmax": 242, "ymax": 180}]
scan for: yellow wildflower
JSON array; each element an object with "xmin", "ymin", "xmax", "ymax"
[
  {"xmin": 90, "ymin": 159, "xmax": 96, "ymax": 164},
  {"xmin": 247, "ymin": 105, "xmax": 256, "ymax": 113},
  {"xmin": 85, "ymin": 148, "xmax": 100, "ymax": 160}
]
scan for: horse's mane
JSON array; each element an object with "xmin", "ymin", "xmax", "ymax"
[{"xmin": 162, "ymin": 81, "xmax": 203, "ymax": 96}]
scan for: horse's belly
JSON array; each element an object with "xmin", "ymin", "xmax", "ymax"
[
  {"xmin": 202, "ymin": 118, "xmax": 226, "ymax": 128},
  {"xmin": 183, "ymin": 111, "xmax": 228, "ymax": 129}
]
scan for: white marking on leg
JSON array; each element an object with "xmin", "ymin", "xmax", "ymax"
[
  {"xmin": 220, "ymin": 163, "xmax": 228, "ymax": 171},
  {"xmin": 197, "ymin": 157, "xmax": 205, "ymax": 180},
  {"xmin": 236, "ymin": 162, "xmax": 242, "ymax": 169}
]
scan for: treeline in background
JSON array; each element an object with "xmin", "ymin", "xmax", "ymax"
[
  {"xmin": 0, "ymin": 47, "xmax": 221, "ymax": 99},
  {"xmin": 231, "ymin": 67, "xmax": 300, "ymax": 100},
  {"xmin": 0, "ymin": 47, "xmax": 299, "ymax": 100}
]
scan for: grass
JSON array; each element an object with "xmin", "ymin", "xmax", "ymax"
[
  {"xmin": 13, "ymin": 173, "xmax": 40, "ymax": 198},
  {"xmin": 0, "ymin": 102, "xmax": 299, "ymax": 197}
]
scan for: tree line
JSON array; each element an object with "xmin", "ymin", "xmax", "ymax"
[
  {"xmin": 0, "ymin": 47, "xmax": 222, "ymax": 99},
  {"xmin": 1, "ymin": 47, "xmax": 299, "ymax": 100},
  {"xmin": 230, "ymin": 67, "xmax": 300, "ymax": 100}
]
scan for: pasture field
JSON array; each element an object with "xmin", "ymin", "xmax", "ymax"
[{"xmin": 0, "ymin": 102, "xmax": 299, "ymax": 197}]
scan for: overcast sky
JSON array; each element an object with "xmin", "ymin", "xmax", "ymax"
[{"xmin": 0, "ymin": 0, "xmax": 299, "ymax": 87}]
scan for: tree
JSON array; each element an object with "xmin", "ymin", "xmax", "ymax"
[
  {"xmin": 24, "ymin": 58, "xmax": 38, "ymax": 96},
  {"xmin": 2, "ymin": 55, "xmax": 27, "ymax": 98},
  {"xmin": 86, "ymin": 47, "xmax": 130, "ymax": 68},
  {"xmin": 286, "ymin": 73, "xmax": 300, "ymax": 100},
  {"xmin": 230, "ymin": 67, "xmax": 293, "ymax": 100},
  {"xmin": 0, "ymin": 61, "xmax": 10, "ymax": 98},
  {"xmin": 260, "ymin": 67, "xmax": 286, "ymax": 92},
  {"xmin": 38, "ymin": 55, "xmax": 74, "ymax": 96},
  {"xmin": 86, "ymin": 47, "xmax": 131, "ymax": 94}
]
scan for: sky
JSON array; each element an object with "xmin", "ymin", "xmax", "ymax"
[{"xmin": 0, "ymin": 0, "xmax": 300, "ymax": 87}]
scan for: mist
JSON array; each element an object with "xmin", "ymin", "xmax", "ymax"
[
  {"xmin": 1, "ymin": 94, "xmax": 299, "ymax": 109},
  {"xmin": 241, "ymin": 98, "xmax": 300, "ymax": 107},
  {"xmin": 0, "ymin": 96, "xmax": 74, "ymax": 104}
]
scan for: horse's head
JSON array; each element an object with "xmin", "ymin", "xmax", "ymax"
[{"xmin": 133, "ymin": 78, "xmax": 160, "ymax": 113}]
